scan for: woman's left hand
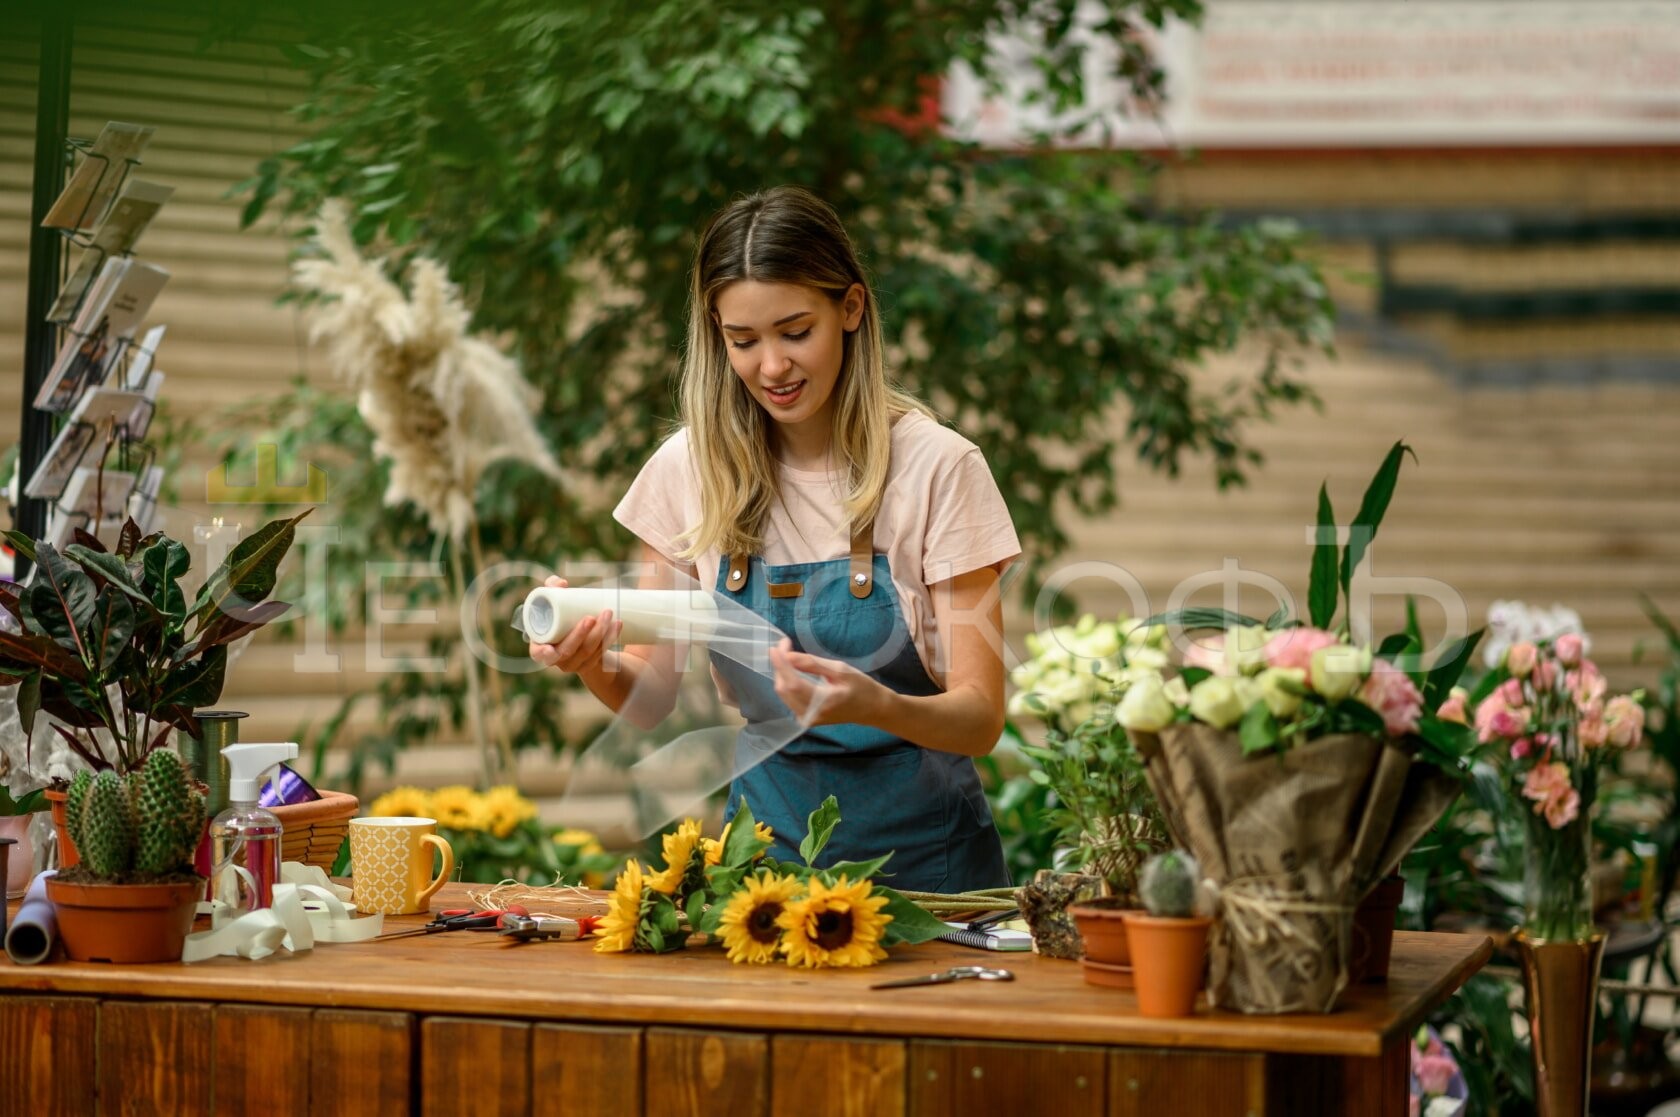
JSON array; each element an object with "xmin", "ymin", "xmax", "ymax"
[{"xmin": 769, "ymin": 638, "xmax": 886, "ymax": 726}]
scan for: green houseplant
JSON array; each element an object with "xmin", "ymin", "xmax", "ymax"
[
  {"xmin": 1122, "ymin": 849, "xmax": 1213, "ymax": 1017},
  {"xmin": 0, "ymin": 514, "xmax": 308, "ymax": 864},
  {"xmin": 46, "ymin": 751, "xmax": 207, "ymax": 962},
  {"xmin": 0, "ymin": 785, "xmax": 46, "ymax": 898}
]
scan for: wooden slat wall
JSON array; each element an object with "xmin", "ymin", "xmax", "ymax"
[{"xmin": 1, "ymin": 13, "xmax": 1677, "ymax": 798}]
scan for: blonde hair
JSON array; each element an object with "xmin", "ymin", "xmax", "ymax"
[{"xmin": 674, "ymin": 186, "xmax": 931, "ymax": 561}]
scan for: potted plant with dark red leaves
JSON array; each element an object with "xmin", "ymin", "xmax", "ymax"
[{"xmin": 0, "ymin": 512, "xmax": 308, "ymax": 865}]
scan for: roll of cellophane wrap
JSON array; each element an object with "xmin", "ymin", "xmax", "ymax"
[
  {"xmin": 517, "ymin": 586, "xmax": 721, "ymax": 646},
  {"xmin": 6, "ymin": 869, "xmax": 57, "ymax": 965},
  {"xmin": 515, "ymin": 567, "xmax": 836, "ymax": 841}
]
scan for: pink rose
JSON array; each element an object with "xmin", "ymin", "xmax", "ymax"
[
  {"xmin": 1416, "ymin": 1052, "xmax": 1458, "ymax": 1096},
  {"xmin": 1436, "ymin": 691, "xmax": 1469, "ymax": 726},
  {"xmin": 1359, "ymin": 659, "xmax": 1423, "ymax": 737},
  {"xmin": 1263, "ymin": 627, "xmax": 1339, "ymax": 672},
  {"xmin": 1183, "ymin": 634, "xmax": 1227, "ymax": 674},
  {"xmin": 1475, "ymin": 698, "xmax": 1529, "ymax": 742},
  {"xmin": 1505, "ymin": 641, "xmax": 1538, "ymax": 678},
  {"xmin": 1579, "ymin": 714, "xmax": 1609, "ymax": 749},
  {"xmin": 1604, "ymin": 695, "xmax": 1645, "ymax": 748},
  {"xmin": 1532, "ymin": 660, "xmax": 1558, "ymax": 692},
  {"xmin": 1546, "ymin": 787, "xmax": 1581, "ymax": 828},
  {"xmin": 1498, "ymin": 677, "xmax": 1527, "ymax": 706},
  {"xmin": 1569, "ymin": 662, "xmax": 1607, "ymax": 708},
  {"xmin": 1510, "ymin": 737, "xmax": 1532, "ymax": 760},
  {"xmin": 1554, "ymin": 632, "xmax": 1583, "ymax": 666}
]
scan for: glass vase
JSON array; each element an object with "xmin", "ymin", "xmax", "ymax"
[{"xmin": 1521, "ymin": 808, "xmax": 1594, "ymax": 944}]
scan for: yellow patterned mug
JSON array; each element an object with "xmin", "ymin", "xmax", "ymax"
[{"xmin": 350, "ymin": 817, "xmax": 455, "ymax": 915}]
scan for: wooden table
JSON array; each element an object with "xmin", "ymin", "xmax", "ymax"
[{"xmin": 0, "ymin": 884, "xmax": 1489, "ymax": 1117}]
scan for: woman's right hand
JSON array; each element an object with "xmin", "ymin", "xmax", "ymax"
[{"xmin": 527, "ymin": 576, "xmax": 625, "ymax": 674}]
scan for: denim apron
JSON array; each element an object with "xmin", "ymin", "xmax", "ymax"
[{"xmin": 712, "ymin": 522, "xmax": 1008, "ymax": 894}]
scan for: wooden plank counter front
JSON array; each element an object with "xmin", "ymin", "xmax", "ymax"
[{"xmin": 0, "ymin": 884, "xmax": 1490, "ymax": 1117}]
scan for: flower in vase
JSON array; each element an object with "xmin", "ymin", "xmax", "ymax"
[
  {"xmin": 717, "ymin": 873, "xmax": 803, "ymax": 964},
  {"xmin": 481, "ymin": 785, "xmax": 538, "ymax": 839},
  {"xmin": 1436, "ymin": 688, "xmax": 1470, "ymax": 726},
  {"xmin": 1309, "ymin": 644, "xmax": 1370, "ymax": 702},
  {"xmin": 1579, "ymin": 712, "xmax": 1610, "ymax": 749},
  {"xmin": 1504, "ymin": 641, "xmax": 1538, "ymax": 678},
  {"xmin": 1474, "ymin": 693, "xmax": 1529, "ymax": 743},
  {"xmin": 1359, "ymin": 660, "xmax": 1423, "ymax": 737},
  {"xmin": 1604, "ymin": 694, "xmax": 1646, "ymax": 748},
  {"xmin": 1510, "ymin": 738, "xmax": 1533, "ymax": 760},
  {"xmin": 1531, "ymin": 659, "xmax": 1559, "ymax": 692},
  {"xmin": 1569, "ymin": 662, "xmax": 1608, "ymax": 709},
  {"xmin": 1554, "ymin": 632, "xmax": 1584, "ymax": 667},
  {"xmin": 1256, "ymin": 667, "xmax": 1307, "ymax": 720},
  {"xmin": 369, "ymin": 786, "xmax": 433, "ymax": 819},
  {"xmin": 1522, "ymin": 762, "xmax": 1580, "ymax": 829},
  {"xmin": 1184, "ymin": 625, "xmax": 1268, "ymax": 676},
  {"xmin": 1117, "ymin": 673, "xmax": 1177, "ymax": 732},
  {"xmin": 1187, "ymin": 676, "xmax": 1246, "ymax": 729}
]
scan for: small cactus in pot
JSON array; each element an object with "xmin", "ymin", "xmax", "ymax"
[
  {"xmin": 62, "ymin": 751, "xmax": 206, "ymax": 883},
  {"xmin": 1138, "ymin": 849, "xmax": 1200, "ymax": 919},
  {"xmin": 1123, "ymin": 849, "xmax": 1214, "ymax": 1018}
]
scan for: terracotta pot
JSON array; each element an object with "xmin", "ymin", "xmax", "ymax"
[
  {"xmin": 1350, "ymin": 874, "xmax": 1406, "ymax": 983},
  {"xmin": 1122, "ymin": 913, "xmax": 1212, "ymax": 1018},
  {"xmin": 1070, "ymin": 897, "xmax": 1141, "ymax": 988},
  {"xmin": 44, "ymin": 788, "xmax": 78, "ymax": 869},
  {"xmin": 46, "ymin": 877, "xmax": 202, "ymax": 963},
  {"xmin": 0, "ymin": 815, "xmax": 36, "ymax": 898}
]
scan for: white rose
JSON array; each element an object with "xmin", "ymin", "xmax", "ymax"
[
  {"xmin": 1117, "ymin": 674, "xmax": 1176, "ymax": 732},
  {"xmin": 1256, "ymin": 667, "xmax": 1307, "ymax": 719},
  {"xmin": 1230, "ymin": 625, "xmax": 1271, "ymax": 675},
  {"xmin": 1163, "ymin": 675, "xmax": 1191, "ymax": 707},
  {"xmin": 1310, "ymin": 644, "xmax": 1371, "ymax": 702},
  {"xmin": 1125, "ymin": 646, "xmax": 1170, "ymax": 671},
  {"xmin": 1188, "ymin": 676, "xmax": 1247, "ymax": 729}
]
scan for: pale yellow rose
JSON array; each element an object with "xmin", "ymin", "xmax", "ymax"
[
  {"xmin": 1310, "ymin": 645, "xmax": 1372, "ymax": 702},
  {"xmin": 1256, "ymin": 667, "xmax": 1308, "ymax": 719},
  {"xmin": 1188, "ymin": 676, "xmax": 1247, "ymax": 729},
  {"xmin": 1163, "ymin": 675, "xmax": 1191, "ymax": 707},
  {"xmin": 1117, "ymin": 674, "xmax": 1176, "ymax": 732}
]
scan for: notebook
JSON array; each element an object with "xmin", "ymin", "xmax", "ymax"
[{"xmin": 938, "ymin": 921, "xmax": 1033, "ymax": 952}]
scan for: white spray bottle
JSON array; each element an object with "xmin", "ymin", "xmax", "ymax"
[{"xmin": 210, "ymin": 742, "xmax": 299, "ymax": 914}]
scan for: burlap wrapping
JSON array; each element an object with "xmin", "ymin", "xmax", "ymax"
[{"xmin": 1134, "ymin": 723, "xmax": 1459, "ymax": 1014}]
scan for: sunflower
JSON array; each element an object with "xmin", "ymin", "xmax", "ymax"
[
  {"xmin": 429, "ymin": 785, "xmax": 491, "ymax": 832},
  {"xmin": 778, "ymin": 875, "xmax": 892, "ymax": 969},
  {"xmin": 368, "ymin": 786, "xmax": 432, "ymax": 819},
  {"xmin": 702, "ymin": 819, "xmax": 777, "ymax": 866},
  {"xmin": 646, "ymin": 818, "xmax": 705, "ymax": 895},
  {"xmin": 593, "ymin": 860, "xmax": 647, "ymax": 954},
  {"xmin": 717, "ymin": 873, "xmax": 803, "ymax": 964},
  {"xmin": 481, "ymin": 785, "xmax": 537, "ymax": 838}
]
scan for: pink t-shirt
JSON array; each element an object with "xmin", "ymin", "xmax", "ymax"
[{"xmin": 612, "ymin": 411, "xmax": 1020, "ymax": 686}]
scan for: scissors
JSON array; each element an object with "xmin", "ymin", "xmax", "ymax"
[
  {"xmin": 870, "ymin": 965, "xmax": 1015, "ymax": 990},
  {"xmin": 378, "ymin": 906, "xmax": 529, "ymax": 940}
]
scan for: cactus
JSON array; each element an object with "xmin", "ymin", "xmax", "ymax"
[
  {"xmin": 64, "ymin": 769, "xmax": 94, "ymax": 854},
  {"xmin": 79, "ymin": 770, "xmax": 136, "ymax": 878},
  {"xmin": 1138, "ymin": 849, "xmax": 1200, "ymax": 918},
  {"xmin": 132, "ymin": 751, "xmax": 205, "ymax": 875},
  {"xmin": 68, "ymin": 752, "xmax": 207, "ymax": 881}
]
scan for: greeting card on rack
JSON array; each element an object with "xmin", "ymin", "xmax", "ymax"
[
  {"xmin": 48, "ymin": 179, "xmax": 174, "ymax": 322},
  {"xmin": 124, "ymin": 324, "xmax": 166, "ymax": 389},
  {"xmin": 24, "ymin": 370, "xmax": 166, "ymax": 500},
  {"xmin": 42, "ymin": 122, "xmax": 155, "ymax": 232},
  {"xmin": 34, "ymin": 258, "xmax": 169, "ymax": 412},
  {"xmin": 45, "ymin": 467, "xmax": 139, "ymax": 548}
]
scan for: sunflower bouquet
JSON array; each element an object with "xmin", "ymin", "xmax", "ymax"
[
  {"xmin": 367, "ymin": 784, "xmax": 616, "ymax": 886},
  {"xmin": 594, "ymin": 797, "xmax": 951, "ymax": 967}
]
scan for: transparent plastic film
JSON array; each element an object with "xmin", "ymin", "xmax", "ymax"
[{"xmin": 513, "ymin": 561, "xmax": 836, "ymax": 841}]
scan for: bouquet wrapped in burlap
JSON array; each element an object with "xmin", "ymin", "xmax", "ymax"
[{"xmin": 1133, "ymin": 724, "xmax": 1459, "ymax": 1013}]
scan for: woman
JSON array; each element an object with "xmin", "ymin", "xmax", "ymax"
[{"xmin": 530, "ymin": 186, "xmax": 1016, "ymax": 892}]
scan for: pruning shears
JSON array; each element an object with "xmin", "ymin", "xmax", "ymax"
[{"xmin": 377, "ymin": 905, "xmax": 530, "ymax": 940}]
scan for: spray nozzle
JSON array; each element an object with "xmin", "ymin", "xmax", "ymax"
[{"xmin": 222, "ymin": 742, "xmax": 301, "ymax": 804}]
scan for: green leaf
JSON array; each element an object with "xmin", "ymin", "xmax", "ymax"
[
  {"xmin": 1337, "ymin": 699, "xmax": 1387, "ymax": 737},
  {"xmin": 190, "ymin": 510, "xmax": 311, "ymax": 624},
  {"xmin": 1423, "ymin": 629, "xmax": 1484, "ymax": 706},
  {"xmin": 85, "ymin": 592, "xmax": 136, "ymax": 676},
  {"xmin": 876, "ymin": 888, "xmax": 952, "ymax": 946},
  {"xmin": 65, "ymin": 545, "xmax": 155, "ymax": 614},
  {"xmin": 116, "ymin": 518, "xmax": 143, "ymax": 559},
  {"xmin": 1340, "ymin": 441, "xmax": 1415, "ymax": 596},
  {"xmin": 818, "ymin": 854, "xmax": 892, "ymax": 885},
  {"xmin": 721, "ymin": 798, "xmax": 773, "ymax": 867},
  {"xmin": 3, "ymin": 531, "xmax": 37, "ymax": 566},
  {"xmin": 1415, "ymin": 714, "xmax": 1476, "ymax": 765},
  {"xmin": 139, "ymin": 538, "xmax": 191, "ymax": 618},
  {"xmin": 1142, "ymin": 608, "xmax": 1265, "ymax": 631},
  {"xmin": 1238, "ymin": 702, "xmax": 1278, "ymax": 756},
  {"xmin": 27, "ymin": 544, "xmax": 97, "ymax": 661},
  {"xmin": 177, "ymin": 599, "xmax": 291, "ymax": 662},
  {"xmin": 16, "ymin": 671, "xmax": 41, "ymax": 737},
  {"xmin": 684, "ymin": 889, "xmax": 706, "ymax": 930},
  {"xmin": 798, "ymin": 795, "xmax": 841, "ymax": 865},
  {"xmin": 0, "ymin": 625, "xmax": 90, "ymax": 682},
  {"xmin": 1308, "ymin": 483, "xmax": 1338, "ymax": 629},
  {"xmin": 153, "ymin": 645, "xmax": 229, "ymax": 711}
]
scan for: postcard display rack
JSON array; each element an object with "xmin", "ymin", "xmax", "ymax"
[{"xmin": 24, "ymin": 122, "xmax": 172, "ymax": 549}]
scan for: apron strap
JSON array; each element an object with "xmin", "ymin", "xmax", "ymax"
[
  {"xmin": 725, "ymin": 552, "xmax": 749, "ymax": 593},
  {"xmin": 849, "ymin": 520, "xmax": 874, "ymax": 599}
]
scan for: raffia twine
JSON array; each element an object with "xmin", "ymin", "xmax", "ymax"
[{"xmin": 1205, "ymin": 875, "xmax": 1356, "ymax": 1015}]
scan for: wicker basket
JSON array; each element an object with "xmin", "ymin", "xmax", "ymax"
[{"xmin": 273, "ymin": 790, "xmax": 359, "ymax": 873}]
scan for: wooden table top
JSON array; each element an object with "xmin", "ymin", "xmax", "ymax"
[{"xmin": 2, "ymin": 883, "xmax": 1489, "ymax": 1057}]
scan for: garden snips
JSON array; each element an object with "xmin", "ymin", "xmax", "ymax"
[{"xmin": 870, "ymin": 965, "xmax": 1015, "ymax": 990}]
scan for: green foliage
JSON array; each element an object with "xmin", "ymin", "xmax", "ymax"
[
  {"xmin": 0, "ymin": 785, "xmax": 46, "ymax": 816},
  {"xmin": 217, "ymin": 0, "xmax": 1333, "ymax": 785},
  {"xmin": 1019, "ymin": 713, "xmax": 1168, "ymax": 900},
  {"xmin": 0, "ymin": 515, "xmax": 307, "ymax": 775},
  {"xmin": 1137, "ymin": 848, "xmax": 1197, "ymax": 917},
  {"xmin": 974, "ymin": 734, "xmax": 1061, "ymax": 886},
  {"xmin": 797, "ymin": 795, "xmax": 842, "ymax": 866}
]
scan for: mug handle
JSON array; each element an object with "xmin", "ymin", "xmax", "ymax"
[{"xmin": 417, "ymin": 833, "xmax": 454, "ymax": 908}]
